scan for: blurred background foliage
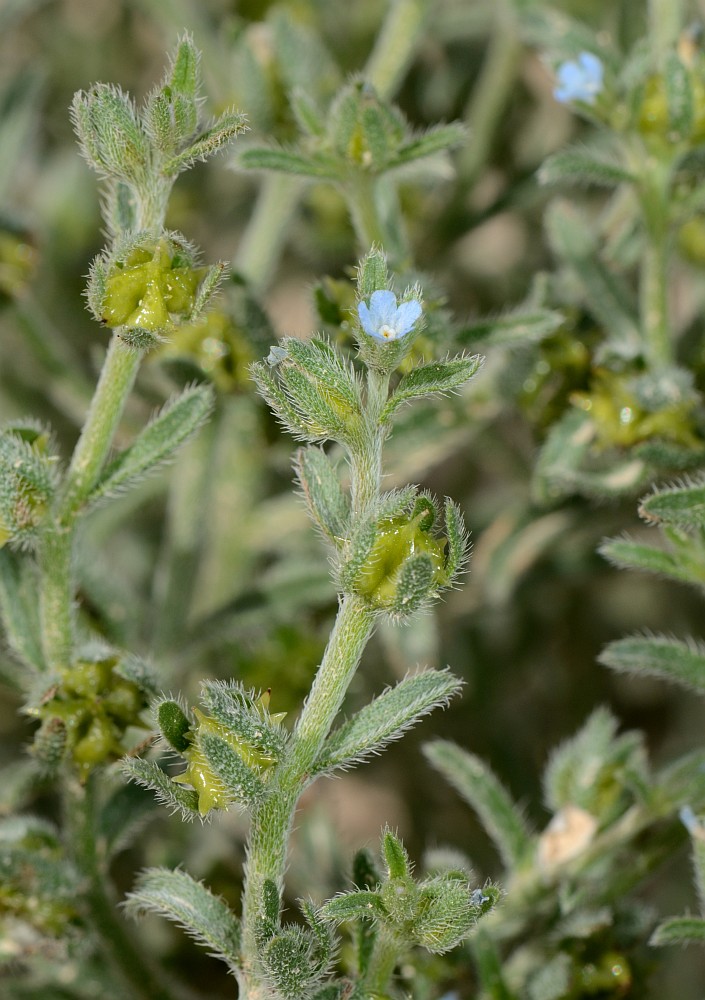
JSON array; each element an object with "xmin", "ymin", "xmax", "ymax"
[{"xmin": 2, "ymin": 0, "xmax": 705, "ymax": 996}]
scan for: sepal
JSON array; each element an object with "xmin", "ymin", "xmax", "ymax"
[
  {"xmin": 121, "ymin": 756, "xmax": 200, "ymax": 820},
  {"xmin": 320, "ymin": 829, "xmax": 498, "ymax": 957}
]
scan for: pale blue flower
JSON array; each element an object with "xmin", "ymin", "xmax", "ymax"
[
  {"xmin": 553, "ymin": 52, "xmax": 604, "ymax": 105},
  {"xmin": 358, "ymin": 289, "xmax": 422, "ymax": 342}
]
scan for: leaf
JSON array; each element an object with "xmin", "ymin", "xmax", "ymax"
[
  {"xmin": 294, "ymin": 446, "xmax": 350, "ymax": 544},
  {"xmin": 457, "ymin": 308, "xmax": 564, "ymax": 347},
  {"xmin": 162, "ymin": 109, "xmax": 248, "ymax": 176},
  {"xmin": 539, "ymin": 147, "xmax": 634, "ymax": 188},
  {"xmin": 0, "ymin": 548, "xmax": 45, "ymax": 678},
  {"xmin": 314, "ymin": 669, "xmax": 462, "ymax": 774},
  {"xmin": 121, "ymin": 756, "xmax": 200, "ymax": 821},
  {"xmin": 599, "ymin": 634, "xmax": 705, "ymax": 696},
  {"xmin": 599, "ymin": 536, "xmax": 705, "ymax": 590},
  {"xmin": 98, "ymin": 779, "xmax": 159, "ymax": 859},
  {"xmin": 125, "ymin": 867, "xmax": 241, "ymax": 968},
  {"xmin": 545, "ymin": 199, "xmax": 640, "ymax": 350},
  {"xmin": 89, "ymin": 385, "xmax": 214, "ymax": 505},
  {"xmin": 387, "ymin": 122, "xmax": 468, "ymax": 169},
  {"xmin": 238, "ymin": 144, "xmax": 339, "ymax": 179},
  {"xmin": 381, "ymin": 355, "xmax": 482, "ymax": 420},
  {"xmin": 424, "ymin": 740, "xmax": 531, "ymax": 869},
  {"xmin": 650, "ymin": 916, "xmax": 705, "ymax": 946},
  {"xmin": 320, "ymin": 891, "xmax": 386, "ymax": 924}
]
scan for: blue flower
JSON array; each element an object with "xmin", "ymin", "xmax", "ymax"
[
  {"xmin": 357, "ymin": 289, "xmax": 422, "ymax": 342},
  {"xmin": 553, "ymin": 52, "xmax": 604, "ymax": 105}
]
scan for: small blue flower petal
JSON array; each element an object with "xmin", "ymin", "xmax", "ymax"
[
  {"xmin": 553, "ymin": 51, "xmax": 604, "ymax": 105},
  {"xmin": 393, "ymin": 299, "xmax": 422, "ymax": 336},
  {"xmin": 358, "ymin": 290, "xmax": 423, "ymax": 342}
]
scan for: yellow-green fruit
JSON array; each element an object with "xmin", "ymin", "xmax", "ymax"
[
  {"xmin": 355, "ymin": 513, "xmax": 447, "ymax": 608},
  {"xmin": 102, "ymin": 239, "xmax": 204, "ymax": 331},
  {"xmin": 72, "ymin": 716, "xmax": 120, "ymax": 779},
  {"xmin": 173, "ymin": 708, "xmax": 282, "ymax": 816}
]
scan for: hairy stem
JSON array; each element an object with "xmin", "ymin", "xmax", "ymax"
[
  {"xmin": 234, "ymin": 175, "xmax": 305, "ymax": 290},
  {"xmin": 638, "ymin": 160, "xmax": 673, "ymax": 368},
  {"xmin": 240, "ymin": 594, "xmax": 376, "ymax": 988},
  {"xmin": 364, "ymin": 0, "xmax": 431, "ymax": 101},
  {"xmin": 365, "ymin": 931, "xmax": 400, "ymax": 994},
  {"xmin": 458, "ymin": 0, "xmax": 521, "ymax": 186}
]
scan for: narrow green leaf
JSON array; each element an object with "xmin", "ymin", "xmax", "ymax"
[
  {"xmin": 162, "ymin": 109, "xmax": 248, "ymax": 176},
  {"xmin": 294, "ymin": 446, "xmax": 350, "ymax": 543},
  {"xmin": 424, "ymin": 740, "xmax": 531, "ymax": 869},
  {"xmin": 599, "ymin": 634, "xmax": 705, "ymax": 695},
  {"xmin": 381, "ymin": 355, "xmax": 482, "ymax": 420},
  {"xmin": 0, "ymin": 548, "xmax": 45, "ymax": 676},
  {"xmin": 539, "ymin": 147, "xmax": 634, "ymax": 188},
  {"xmin": 239, "ymin": 145, "xmax": 339, "ymax": 179},
  {"xmin": 125, "ymin": 867, "xmax": 241, "ymax": 968},
  {"xmin": 98, "ymin": 780, "xmax": 158, "ymax": 859},
  {"xmin": 387, "ymin": 122, "xmax": 468, "ymax": 169},
  {"xmin": 651, "ymin": 916, "xmax": 705, "ymax": 946},
  {"xmin": 545, "ymin": 200, "xmax": 640, "ymax": 349},
  {"xmin": 90, "ymin": 385, "xmax": 214, "ymax": 505},
  {"xmin": 599, "ymin": 536, "xmax": 705, "ymax": 590},
  {"xmin": 315, "ymin": 669, "xmax": 462, "ymax": 773},
  {"xmin": 251, "ymin": 362, "xmax": 322, "ymax": 441},
  {"xmin": 457, "ymin": 309, "xmax": 564, "ymax": 347}
]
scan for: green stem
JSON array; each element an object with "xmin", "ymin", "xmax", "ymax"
[
  {"xmin": 365, "ymin": 931, "xmax": 400, "ymax": 994},
  {"xmin": 458, "ymin": 1, "xmax": 521, "ymax": 186},
  {"xmin": 234, "ymin": 175, "xmax": 305, "ymax": 290},
  {"xmin": 364, "ymin": 0, "xmax": 431, "ymax": 101},
  {"xmin": 346, "ymin": 172, "xmax": 390, "ymax": 253},
  {"xmin": 38, "ymin": 527, "xmax": 74, "ymax": 671},
  {"xmin": 638, "ymin": 161, "xmax": 673, "ymax": 368},
  {"xmin": 240, "ymin": 594, "xmax": 376, "ymax": 991},
  {"xmin": 38, "ymin": 334, "xmax": 142, "ymax": 668},
  {"xmin": 648, "ymin": 0, "xmax": 683, "ymax": 61},
  {"xmin": 351, "ymin": 368, "xmax": 389, "ymax": 517},
  {"xmin": 64, "ymin": 775, "xmax": 183, "ymax": 1000},
  {"xmin": 60, "ymin": 334, "xmax": 143, "ymax": 519}
]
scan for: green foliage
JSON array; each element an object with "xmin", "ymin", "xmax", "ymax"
[
  {"xmin": 124, "ymin": 868, "xmax": 241, "ymax": 970},
  {"xmin": 424, "ymin": 740, "xmax": 532, "ymax": 869}
]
